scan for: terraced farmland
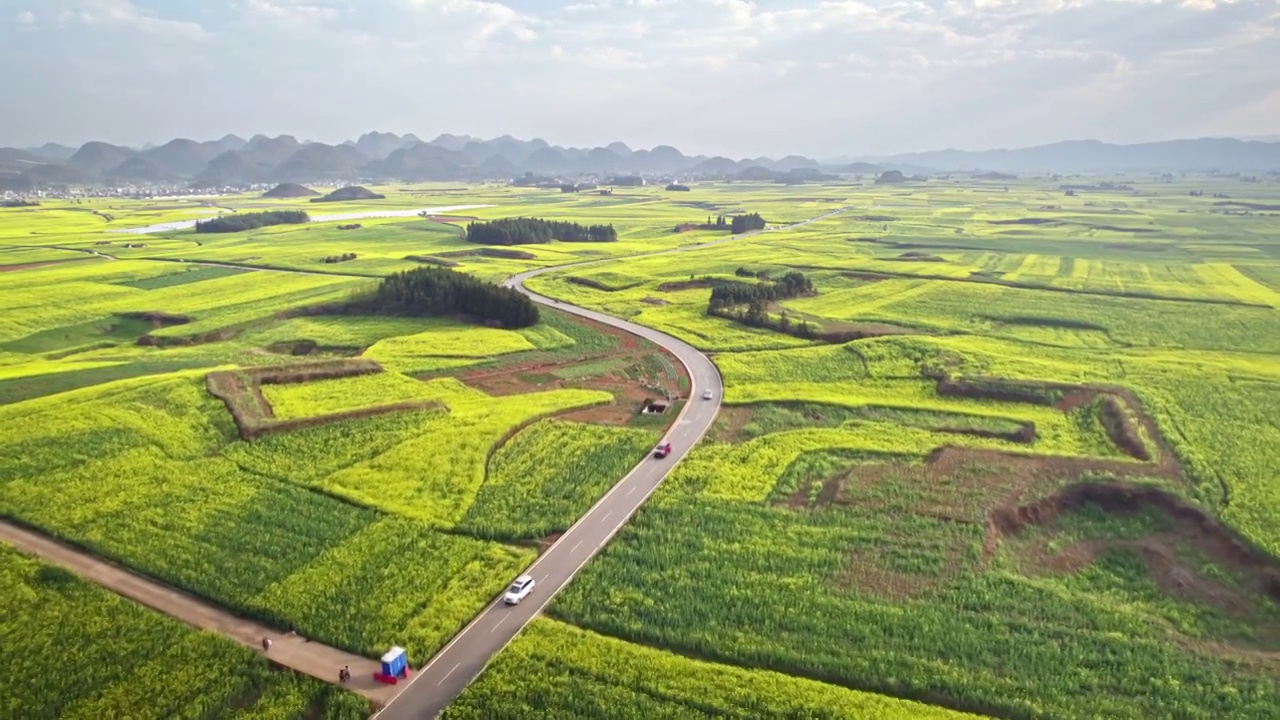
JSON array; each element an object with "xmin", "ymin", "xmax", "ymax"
[
  {"xmin": 501, "ymin": 178, "xmax": 1280, "ymax": 719},
  {"xmin": 3, "ymin": 176, "xmax": 1279, "ymax": 719}
]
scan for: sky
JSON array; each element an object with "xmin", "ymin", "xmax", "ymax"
[{"xmin": 4, "ymin": 0, "xmax": 1278, "ymax": 158}]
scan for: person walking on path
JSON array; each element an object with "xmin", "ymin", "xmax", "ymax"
[
  {"xmin": 339, "ymin": 666, "xmax": 351, "ymax": 683},
  {"xmin": 261, "ymin": 637, "xmax": 272, "ymax": 653}
]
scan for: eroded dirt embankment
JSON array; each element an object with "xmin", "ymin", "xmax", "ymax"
[{"xmin": 989, "ymin": 481, "xmax": 1280, "ymax": 604}]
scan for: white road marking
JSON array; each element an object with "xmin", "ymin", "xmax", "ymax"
[
  {"xmin": 626, "ymin": 485, "xmax": 638, "ymax": 497},
  {"xmin": 366, "ymin": 208, "xmax": 842, "ymax": 718},
  {"xmin": 571, "ymin": 539, "xmax": 583, "ymax": 553},
  {"xmin": 601, "ymin": 511, "xmax": 613, "ymax": 523},
  {"xmin": 488, "ymin": 619, "xmax": 504, "ymax": 634},
  {"xmin": 439, "ymin": 663, "xmax": 460, "ymax": 685}
]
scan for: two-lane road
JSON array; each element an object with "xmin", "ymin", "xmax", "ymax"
[
  {"xmin": 375, "ymin": 207, "xmax": 847, "ymax": 720},
  {"xmin": 374, "ymin": 269, "xmax": 723, "ymax": 720}
]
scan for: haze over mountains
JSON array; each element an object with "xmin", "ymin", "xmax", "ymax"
[{"xmin": 2, "ymin": 132, "xmax": 1278, "ymax": 191}]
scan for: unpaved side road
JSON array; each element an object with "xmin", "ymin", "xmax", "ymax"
[{"xmin": 0, "ymin": 520, "xmax": 404, "ymax": 708}]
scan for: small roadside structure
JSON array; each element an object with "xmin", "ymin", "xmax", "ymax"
[{"xmin": 374, "ymin": 646, "xmax": 410, "ymax": 685}]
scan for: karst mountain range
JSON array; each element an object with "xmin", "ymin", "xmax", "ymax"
[{"xmin": 2, "ymin": 131, "xmax": 1278, "ymax": 190}]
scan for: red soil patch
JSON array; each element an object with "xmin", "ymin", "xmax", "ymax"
[
  {"xmin": 776, "ymin": 370, "xmax": 1279, "ymax": 641},
  {"xmin": 992, "ymin": 483, "xmax": 1280, "ymax": 625},
  {"xmin": 990, "ymin": 483, "xmax": 1269, "ymax": 568},
  {"xmin": 823, "ymin": 446, "xmax": 1167, "ymax": 528},
  {"xmin": 445, "ymin": 314, "xmax": 683, "ymax": 428},
  {"xmin": 206, "ymin": 360, "xmax": 444, "ymax": 440},
  {"xmin": 535, "ymin": 531, "xmax": 564, "ymax": 553},
  {"xmin": 657, "ymin": 278, "xmax": 717, "ymax": 292},
  {"xmin": 456, "ymin": 348, "xmax": 686, "ymax": 427},
  {"xmin": 1055, "ymin": 390, "xmax": 1095, "ymax": 412},
  {"xmin": 928, "ymin": 375, "xmax": 1163, "ymax": 464},
  {"xmin": 708, "ymin": 405, "xmax": 754, "ymax": 443},
  {"xmin": 779, "ymin": 378, "xmax": 1176, "ymax": 522},
  {"xmin": 1020, "ymin": 536, "xmax": 1265, "ymax": 621}
]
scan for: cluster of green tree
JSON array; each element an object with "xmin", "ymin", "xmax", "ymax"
[
  {"xmin": 321, "ymin": 252, "xmax": 357, "ymax": 264},
  {"xmin": 706, "ymin": 271, "xmax": 818, "ymax": 338},
  {"xmin": 0, "ymin": 199, "xmax": 39, "ymax": 207},
  {"xmin": 665, "ymin": 183, "xmax": 690, "ymax": 191},
  {"xmin": 674, "ymin": 215, "xmax": 728, "ymax": 232},
  {"xmin": 708, "ymin": 271, "xmax": 813, "ymax": 309},
  {"xmin": 370, "ymin": 267, "xmax": 539, "ymax": 328},
  {"xmin": 734, "ymin": 266, "xmax": 770, "ymax": 279},
  {"xmin": 673, "ymin": 213, "xmax": 766, "ymax": 233},
  {"xmin": 465, "ymin": 217, "xmax": 617, "ymax": 245},
  {"xmin": 709, "ymin": 303, "xmax": 818, "ymax": 339},
  {"xmin": 194, "ymin": 210, "xmax": 308, "ymax": 233},
  {"xmin": 731, "ymin": 213, "xmax": 766, "ymax": 233}
]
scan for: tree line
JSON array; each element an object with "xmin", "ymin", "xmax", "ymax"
[
  {"xmin": 369, "ymin": 267, "xmax": 539, "ymax": 328},
  {"xmin": 465, "ymin": 217, "xmax": 618, "ymax": 246},
  {"xmin": 195, "ymin": 210, "xmax": 309, "ymax": 234},
  {"xmin": 673, "ymin": 213, "xmax": 767, "ymax": 233},
  {"xmin": 707, "ymin": 271, "xmax": 818, "ymax": 339},
  {"xmin": 731, "ymin": 213, "xmax": 766, "ymax": 233},
  {"xmin": 708, "ymin": 271, "xmax": 814, "ymax": 310},
  {"xmin": 710, "ymin": 302, "xmax": 818, "ymax": 339}
]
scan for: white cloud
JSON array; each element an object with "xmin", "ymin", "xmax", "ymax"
[
  {"xmin": 4, "ymin": 0, "xmax": 1279, "ymax": 155},
  {"xmin": 15, "ymin": 10, "xmax": 36, "ymax": 25},
  {"xmin": 241, "ymin": 0, "xmax": 340, "ymax": 25},
  {"xmin": 409, "ymin": 0, "xmax": 537, "ymax": 42},
  {"xmin": 46, "ymin": 0, "xmax": 210, "ymax": 40}
]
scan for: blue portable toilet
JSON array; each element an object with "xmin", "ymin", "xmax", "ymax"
[{"xmin": 380, "ymin": 646, "xmax": 408, "ymax": 678}]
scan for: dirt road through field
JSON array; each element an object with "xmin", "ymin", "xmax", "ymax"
[{"xmin": 0, "ymin": 520, "xmax": 403, "ymax": 707}]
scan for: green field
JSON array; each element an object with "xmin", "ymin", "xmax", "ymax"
[
  {"xmin": 512, "ymin": 178, "xmax": 1280, "ymax": 718},
  {"xmin": 0, "ymin": 545, "xmax": 367, "ymax": 720},
  {"xmin": 2, "ymin": 176, "xmax": 1279, "ymax": 719}
]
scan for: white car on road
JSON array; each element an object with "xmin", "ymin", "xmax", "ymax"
[
  {"xmin": 503, "ymin": 575, "xmax": 535, "ymax": 605},
  {"xmin": 702, "ymin": 389, "xmax": 714, "ymax": 400}
]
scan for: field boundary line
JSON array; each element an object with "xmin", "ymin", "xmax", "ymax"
[
  {"xmin": 371, "ymin": 206, "xmax": 849, "ymax": 719},
  {"xmin": 0, "ymin": 518, "xmax": 403, "ymax": 707},
  {"xmin": 372, "ymin": 283, "xmax": 715, "ymax": 718}
]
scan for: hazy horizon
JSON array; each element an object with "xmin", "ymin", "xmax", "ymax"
[
  {"xmin": 6, "ymin": 0, "xmax": 1278, "ymax": 157},
  {"xmin": 15, "ymin": 130, "xmax": 1280, "ymax": 161}
]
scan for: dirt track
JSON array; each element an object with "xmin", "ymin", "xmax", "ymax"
[{"xmin": 0, "ymin": 520, "xmax": 403, "ymax": 708}]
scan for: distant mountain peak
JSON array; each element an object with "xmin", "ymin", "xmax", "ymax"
[{"xmin": 7, "ymin": 131, "xmax": 1276, "ymax": 189}]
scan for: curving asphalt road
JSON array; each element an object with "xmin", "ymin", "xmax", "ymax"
[
  {"xmin": 373, "ymin": 273, "xmax": 722, "ymax": 720},
  {"xmin": 373, "ymin": 207, "xmax": 849, "ymax": 720}
]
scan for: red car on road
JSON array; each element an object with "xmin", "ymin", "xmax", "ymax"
[{"xmin": 653, "ymin": 442, "xmax": 672, "ymax": 459}]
